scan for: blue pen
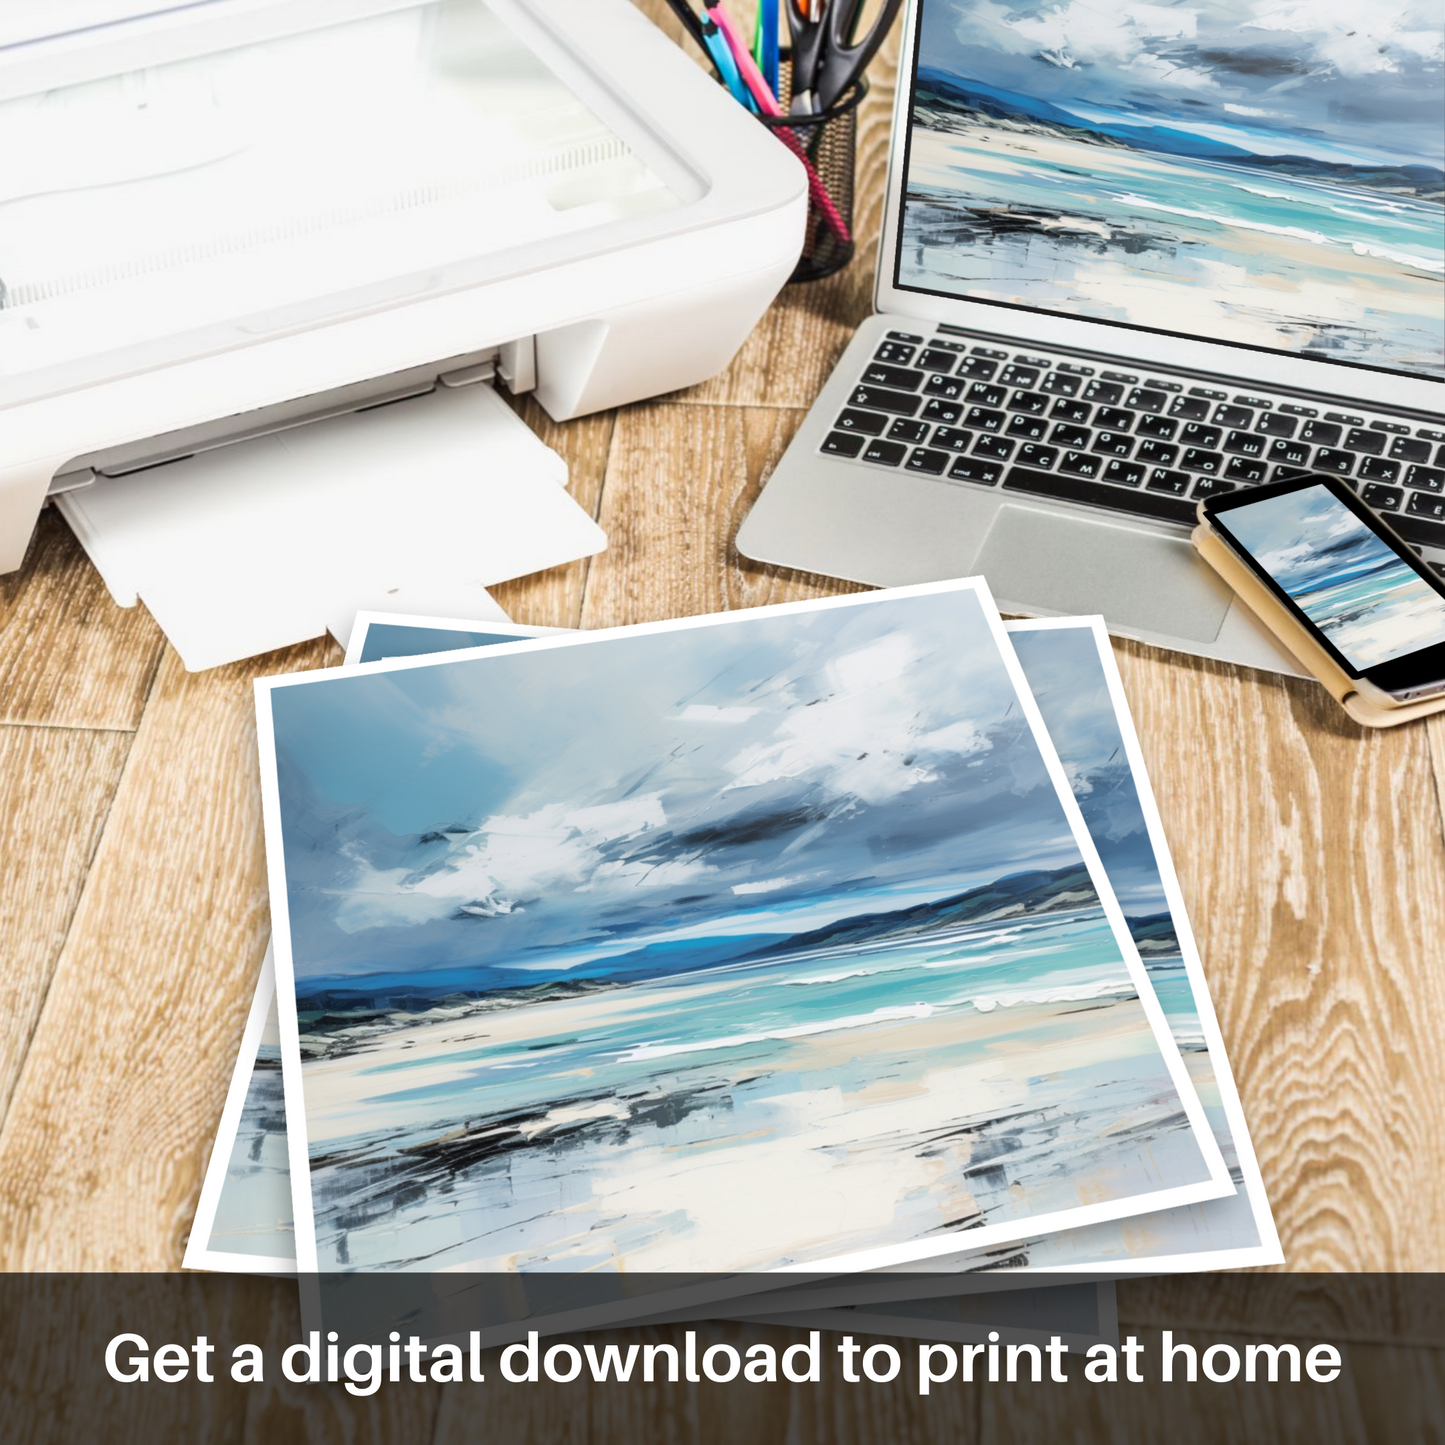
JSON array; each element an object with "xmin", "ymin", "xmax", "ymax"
[
  {"xmin": 759, "ymin": 0, "xmax": 780, "ymax": 97},
  {"xmin": 701, "ymin": 14, "xmax": 755, "ymax": 110}
]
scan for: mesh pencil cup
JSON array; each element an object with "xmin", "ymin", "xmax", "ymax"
[{"xmin": 759, "ymin": 72, "xmax": 867, "ymax": 283}]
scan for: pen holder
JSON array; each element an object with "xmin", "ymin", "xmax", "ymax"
[{"xmin": 760, "ymin": 73, "xmax": 867, "ymax": 284}]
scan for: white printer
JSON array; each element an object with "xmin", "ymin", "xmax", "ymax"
[{"xmin": 0, "ymin": 0, "xmax": 806, "ymax": 665}]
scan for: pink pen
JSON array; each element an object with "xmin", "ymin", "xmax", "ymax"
[{"xmin": 705, "ymin": 1, "xmax": 853, "ymax": 247}]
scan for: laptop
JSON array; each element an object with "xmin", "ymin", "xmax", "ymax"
[{"xmin": 737, "ymin": 0, "xmax": 1445, "ymax": 673}]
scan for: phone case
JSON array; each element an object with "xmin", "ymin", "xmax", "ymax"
[{"xmin": 1192, "ymin": 520, "xmax": 1445, "ymax": 729}]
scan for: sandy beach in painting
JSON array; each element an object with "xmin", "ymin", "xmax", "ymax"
[
  {"xmin": 298, "ymin": 907, "xmax": 1211, "ymax": 1273},
  {"xmin": 901, "ymin": 122, "xmax": 1444, "ymax": 376}
]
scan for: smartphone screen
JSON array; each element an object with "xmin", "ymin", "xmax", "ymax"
[{"xmin": 1206, "ymin": 476, "xmax": 1445, "ymax": 695}]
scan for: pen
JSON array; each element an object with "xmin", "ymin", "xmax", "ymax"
[{"xmin": 705, "ymin": 3, "xmax": 852, "ymax": 246}]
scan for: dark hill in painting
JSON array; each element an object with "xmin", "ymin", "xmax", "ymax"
[{"xmin": 742, "ymin": 863, "xmax": 1099, "ymax": 960}]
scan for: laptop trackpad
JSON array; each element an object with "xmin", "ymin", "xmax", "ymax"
[{"xmin": 976, "ymin": 505, "xmax": 1233, "ymax": 643}]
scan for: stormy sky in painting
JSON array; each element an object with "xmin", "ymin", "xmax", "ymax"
[
  {"xmin": 269, "ymin": 589, "xmax": 1084, "ymax": 982},
  {"xmin": 920, "ymin": 0, "xmax": 1444, "ymax": 167}
]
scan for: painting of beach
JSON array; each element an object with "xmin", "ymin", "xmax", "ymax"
[
  {"xmin": 260, "ymin": 584, "xmax": 1226, "ymax": 1273},
  {"xmin": 902, "ymin": 1, "xmax": 1444, "ymax": 377},
  {"xmin": 1222, "ymin": 483, "xmax": 1445, "ymax": 669}
]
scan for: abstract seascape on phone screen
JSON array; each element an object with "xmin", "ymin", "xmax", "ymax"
[{"xmin": 265, "ymin": 588, "xmax": 1222, "ymax": 1273}]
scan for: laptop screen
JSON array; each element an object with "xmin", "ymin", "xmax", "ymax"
[{"xmin": 894, "ymin": 0, "xmax": 1444, "ymax": 381}]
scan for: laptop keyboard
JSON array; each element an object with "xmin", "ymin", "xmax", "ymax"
[{"xmin": 821, "ymin": 329, "xmax": 1445, "ymax": 566}]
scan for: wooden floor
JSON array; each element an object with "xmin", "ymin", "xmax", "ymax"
[{"xmin": 0, "ymin": 5, "xmax": 1442, "ymax": 1440}]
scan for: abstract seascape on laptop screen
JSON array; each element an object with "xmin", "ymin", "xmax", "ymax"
[{"xmin": 899, "ymin": 0, "xmax": 1444, "ymax": 378}]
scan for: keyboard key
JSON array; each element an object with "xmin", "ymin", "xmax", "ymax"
[
  {"xmin": 1050, "ymin": 398, "xmax": 1092, "ymax": 424},
  {"xmin": 1040, "ymin": 372, "xmax": 1080, "ymax": 397},
  {"xmin": 1013, "ymin": 354, "xmax": 1051, "ymax": 368},
  {"xmin": 1057, "ymin": 362, "xmax": 1095, "ymax": 376},
  {"xmin": 1193, "ymin": 476, "xmax": 1237, "ymax": 499},
  {"xmin": 1182, "ymin": 448, "xmax": 1224, "ymax": 474},
  {"xmin": 886, "ymin": 330, "xmax": 923, "ymax": 343},
  {"xmin": 821, "ymin": 431, "xmax": 864, "ymax": 457},
  {"xmin": 860, "ymin": 438, "xmax": 907, "ymax": 467},
  {"xmin": 1169, "ymin": 396, "xmax": 1212, "ymax": 421},
  {"xmin": 970, "ymin": 346, "xmax": 1009, "ymax": 359},
  {"xmin": 1214, "ymin": 404, "xmax": 1254, "ymax": 429},
  {"xmin": 1300, "ymin": 420, "xmax": 1341, "ymax": 446},
  {"xmin": 1180, "ymin": 423, "xmax": 1222, "ymax": 449},
  {"xmin": 1257, "ymin": 413, "xmax": 1298, "ymax": 438},
  {"xmin": 1225, "ymin": 456, "xmax": 1268, "ymax": 483},
  {"xmin": 1083, "ymin": 380, "xmax": 1124, "ymax": 405},
  {"xmin": 957, "ymin": 356, "xmax": 999, "ymax": 380},
  {"xmin": 1008, "ymin": 390, "xmax": 1050, "ymax": 415},
  {"xmin": 1269, "ymin": 438, "xmax": 1312, "ymax": 467},
  {"xmin": 924, "ymin": 374, "xmax": 966, "ymax": 400},
  {"xmin": 1223, "ymin": 430, "xmax": 1266, "ymax": 458},
  {"xmin": 1280, "ymin": 403, "xmax": 1318, "ymax": 417},
  {"xmin": 1006, "ymin": 414, "xmax": 1048, "ymax": 441},
  {"xmin": 1324, "ymin": 411, "xmax": 1363, "ymax": 426},
  {"xmin": 1438, "ymin": 445, "xmax": 1445, "ymax": 466},
  {"xmin": 1147, "ymin": 469, "xmax": 1191, "ymax": 495},
  {"xmin": 1137, "ymin": 440, "xmax": 1179, "ymax": 467},
  {"xmin": 1126, "ymin": 388, "xmax": 1167, "ymax": 413},
  {"xmin": 922, "ymin": 398, "xmax": 963, "ymax": 424},
  {"xmin": 932, "ymin": 339, "xmax": 969, "ymax": 352},
  {"xmin": 1370, "ymin": 419, "xmax": 1410, "ymax": 434},
  {"xmin": 948, "ymin": 457, "xmax": 1003, "ymax": 485},
  {"xmin": 1060, "ymin": 451, "xmax": 1102, "ymax": 478},
  {"xmin": 1388, "ymin": 436, "xmax": 1430, "ymax": 464},
  {"xmin": 1004, "ymin": 465, "xmax": 1197, "ymax": 524},
  {"xmin": 967, "ymin": 382, "xmax": 1008, "ymax": 407},
  {"xmin": 1017, "ymin": 444, "xmax": 1058, "ymax": 469},
  {"xmin": 930, "ymin": 426, "xmax": 974, "ymax": 452},
  {"xmin": 1146, "ymin": 379, "xmax": 1182, "ymax": 393},
  {"xmin": 973, "ymin": 435, "xmax": 1015, "ymax": 461},
  {"xmin": 966, "ymin": 407, "xmax": 1006, "ymax": 432},
  {"xmin": 1390, "ymin": 513, "xmax": 1445, "ymax": 550},
  {"xmin": 1103, "ymin": 460, "xmax": 1146, "ymax": 487},
  {"xmin": 1235, "ymin": 394, "xmax": 1272, "ymax": 409},
  {"xmin": 1095, "ymin": 406, "xmax": 1134, "ymax": 432},
  {"xmin": 1102, "ymin": 370, "xmax": 1138, "ymax": 384},
  {"xmin": 1092, "ymin": 432, "xmax": 1135, "ymax": 457},
  {"xmin": 998, "ymin": 364, "xmax": 1040, "ymax": 388},
  {"xmin": 1407, "ymin": 465, "xmax": 1445, "ymax": 493},
  {"xmin": 850, "ymin": 384, "xmax": 921, "ymax": 417},
  {"xmin": 1344, "ymin": 428, "xmax": 1385, "ymax": 456},
  {"xmin": 874, "ymin": 342, "xmax": 916, "ymax": 365},
  {"xmin": 1273, "ymin": 464, "xmax": 1316, "ymax": 481},
  {"xmin": 1362, "ymin": 483, "xmax": 1403, "ymax": 511},
  {"xmin": 916, "ymin": 348, "xmax": 959, "ymax": 373},
  {"xmin": 906, "ymin": 447, "xmax": 950, "ymax": 476},
  {"xmin": 1136, "ymin": 414, "xmax": 1178, "ymax": 440},
  {"xmin": 835, "ymin": 408, "xmax": 889, "ymax": 435},
  {"xmin": 1407, "ymin": 491, "xmax": 1445, "ymax": 521},
  {"xmin": 1051, "ymin": 423, "xmax": 1091, "ymax": 449},
  {"xmin": 1359, "ymin": 456, "xmax": 1400, "ymax": 483},
  {"xmin": 1423, "ymin": 428, "xmax": 1445, "ymax": 442},
  {"xmin": 887, "ymin": 418, "xmax": 932, "ymax": 444},
  {"xmin": 863, "ymin": 362, "xmax": 925, "ymax": 390},
  {"xmin": 1314, "ymin": 448, "xmax": 1354, "ymax": 475}
]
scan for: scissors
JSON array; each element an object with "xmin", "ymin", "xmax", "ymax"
[{"xmin": 786, "ymin": 0, "xmax": 903, "ymax": 113}]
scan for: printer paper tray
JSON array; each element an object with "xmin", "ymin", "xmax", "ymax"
[{"xmin": 57, "ymin": 383, "xmax": 604, "ymax": 671}]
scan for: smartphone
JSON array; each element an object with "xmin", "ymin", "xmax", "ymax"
[{"xmin": 1201, "ymin": 473, "xmax": 1445, "ymax": 706}]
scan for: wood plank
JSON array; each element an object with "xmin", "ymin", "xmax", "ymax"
[
  {"xmin": 0, "ymin": 509, "xmax": 165, "ymax": 730},
  {"xmin": 1109, "ymin": 638, "xmax": 1445, "ymax": 1270},
  {"xmin": 430, "ymin": 1324, "xmax": 979, "ymax": 1445},
  {"xmin": 0, "ymin": 726, "xmax": 133, "ymax": 1126},
  {"xmin": 580, "ymin": 402, "xmax": 866, "ymax": 630},
  {"xmin": 983, "ymin": 1322, "xmax": 1402, "ymax": 1445},
  {"xmin": 0, "ymin": 639, "xmax": 335, "ymax": 1269},
  {"xmin": 490, "ymin": 397, "xmax": 614, "ymax": 630}
]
